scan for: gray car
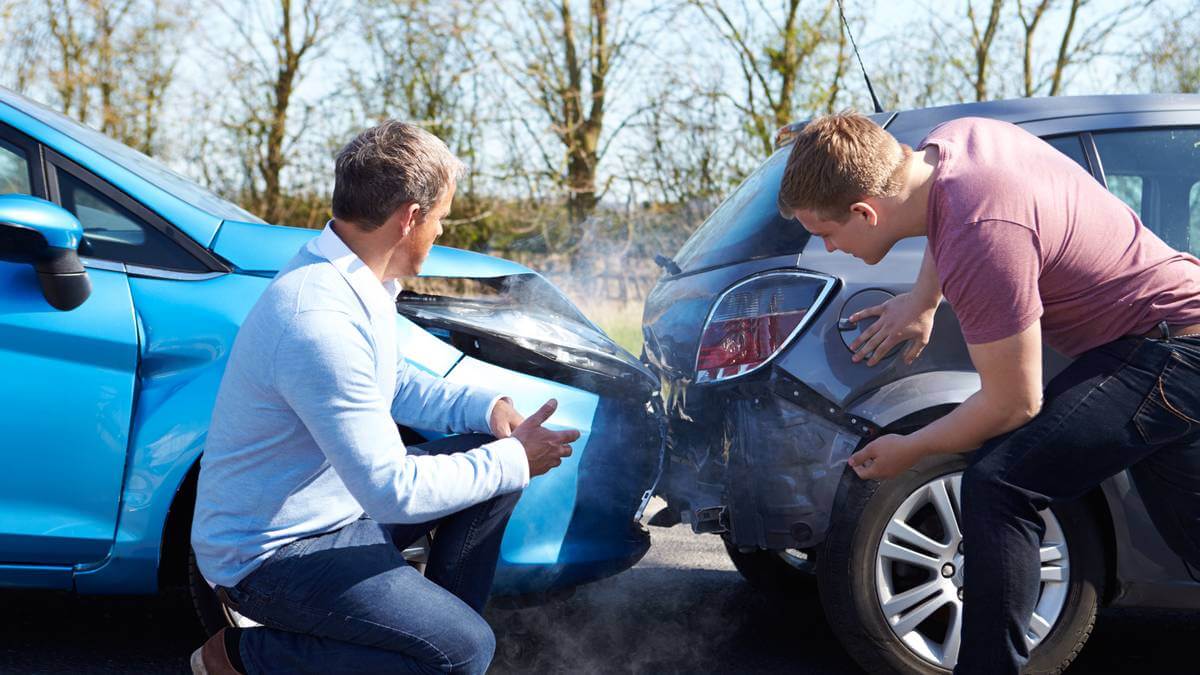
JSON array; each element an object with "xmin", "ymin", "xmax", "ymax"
[{"xmin": 641, "ymin": 94, "xmax": 1200, "ymax": 674}]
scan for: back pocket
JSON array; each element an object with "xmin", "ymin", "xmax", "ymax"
[{"xmin": 1133, "ymin": 351, "xmax": 1200, "ymax": 445}]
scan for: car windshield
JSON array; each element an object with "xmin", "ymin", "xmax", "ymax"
[
  {"xmin": 1, "ymin": 89, "xmax": 264, "ymax": 224},
  {"xmin": 670, "ymin": 147, "xmax": 811, "ymax": 274}
]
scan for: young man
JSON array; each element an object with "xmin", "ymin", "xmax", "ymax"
[
  {"xmin": 189, "ymin": 121, "xmax": 579, "ymax": 674},
  {"xmin": 778, "ymin": 112, "xmax": 1200, "ymax": 674}
]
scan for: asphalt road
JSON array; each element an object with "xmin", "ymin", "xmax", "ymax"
[{"xmin": 2, "ymin": 499, "xmax": 1199, "ymax": 674}]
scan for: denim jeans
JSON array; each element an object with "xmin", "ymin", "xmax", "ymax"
[
  {"xmin": 955, "ymin": 334, "xmax": 1200, "ymax": 674},
  {"xmin": 219, "ymin": 434, "xmax": 522, "ymax": 675}
]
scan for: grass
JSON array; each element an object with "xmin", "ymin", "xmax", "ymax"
[{"xmin": 573, "ymin": 298, "xmax": 646, "ymax": 356}]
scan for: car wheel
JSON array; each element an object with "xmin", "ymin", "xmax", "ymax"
[
  {"xmin": 818, "ymin": 454, "xmax": 1103, "ymax": 674},
  {"xmin": 722, "ymin": 536, "xmax": 818, "ymax": 598},
  {"xmin": 187, "ymin": 549, "xmax": 260, "ymax": 636}
]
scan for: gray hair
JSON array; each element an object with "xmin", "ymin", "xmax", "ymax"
[{"xmin": 331, "ymin": 120, "xmax": 466, "ymax": 230}]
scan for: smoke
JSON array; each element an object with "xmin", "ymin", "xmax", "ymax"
[{"xmin": 483, "ymin": 500, "xmax": 844, "ymax": 674}]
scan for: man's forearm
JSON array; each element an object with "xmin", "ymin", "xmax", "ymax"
[
  {"xmin": 912, "ymin": 242, "xmax": 942, "ymax": 307},
  {"xmin": 393, "ymin": 361, "xmax": 496, "ymax": 434},
  {"xmin": 906, "ymin": 388, "xmax": 1037, "ymax": 457}
]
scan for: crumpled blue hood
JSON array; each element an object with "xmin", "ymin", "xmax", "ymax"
[{"xmin": 210, "ymin": 220, "xmax": 535, "ymax": 278}]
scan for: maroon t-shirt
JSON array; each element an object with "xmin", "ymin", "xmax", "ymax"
[{"xmin": 920, "ymin": 117, "xmax": 1200, "ymax": 357}]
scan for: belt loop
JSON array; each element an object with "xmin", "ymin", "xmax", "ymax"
[{"xmin": 1159, "ymin": 320, "xmax": 1171, "ymax": 342}]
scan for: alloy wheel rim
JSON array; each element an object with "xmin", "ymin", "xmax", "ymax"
[{"xmin": 873, "ymin": 472, "xmax": 1070, "ymax": 669}]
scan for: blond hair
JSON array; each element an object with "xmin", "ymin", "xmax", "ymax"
[{"xmin": 777, "ymin": 111, "xmax": 910, "ymax": 221}]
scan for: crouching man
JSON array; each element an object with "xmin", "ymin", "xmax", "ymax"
[
  {"xmin": 778, "ymin": 112, "xmax": 1200, "ymax": 674},
  {"xmin": 189, "ymin": 120, "xmax": 578, "ymax": 674}
]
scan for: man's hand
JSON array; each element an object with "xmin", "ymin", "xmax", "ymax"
[
  {"xmin": 511, "ymin": 399, "xmax": 581, "ymax": 477},
  {"xmin": 488, "ymin": 397, "xmax": 523, "ymax": 438},
  {"xmin": 848, "ymin": 433, "xmax": 925, "ymax": 481},
  {"xmin": 848, "ymin": 291, "xmax": 938, "ymax": 366}
]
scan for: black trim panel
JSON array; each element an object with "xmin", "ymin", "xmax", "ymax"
[
  {"xmin": 0, "ymin": 120, "xmax": 47, "ymax": 198},
  {"xmin": 1080, "ymin": 132, "xmax": 1107, "ymax": 190}
]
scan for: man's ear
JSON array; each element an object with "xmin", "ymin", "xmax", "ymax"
[
  {"xmin": 849, "ymin": 201, "xmax": 878, "ymax": 227},
  {"xmin": 392, "ymin": 202, "xmax": 422, "ymax": 238}
]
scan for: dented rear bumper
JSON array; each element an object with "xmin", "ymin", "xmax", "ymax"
[{"xmin": 657, "ymin": 368, "xmax": 878, "ymax": 552}]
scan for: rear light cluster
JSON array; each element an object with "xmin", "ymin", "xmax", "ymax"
[{"xmin": 695, "ymin": 271, "xmax": 835, "ymax": 383}]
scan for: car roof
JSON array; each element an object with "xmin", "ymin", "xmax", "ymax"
[{"xmin": 883, "ymin": 93, "xmax": 1200, "ymax": 143}]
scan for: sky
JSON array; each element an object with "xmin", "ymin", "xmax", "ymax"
[{"xmin": 9, "ymin": 0, "xmax": 1184, "ymax": 203}]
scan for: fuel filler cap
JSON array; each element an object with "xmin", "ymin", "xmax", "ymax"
[{"xmin": 837, "ymin": 289, "xmax": 898, "ymax": 357}]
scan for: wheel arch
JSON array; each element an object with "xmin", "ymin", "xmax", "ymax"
[
  {"xmin": 869, "ymin": 401, "xmax": 1119, "ymax": 607},
  {"xmin": 847, "ymin": 370, "xmax": 980, "ymax": 430},
  {"xmin": 1082, "ymin": 485, "xmax": 1120, "ymax": 606},
  {"xmin": 158, "ymin": 459, "xmax": 201, "ymax": 589}
]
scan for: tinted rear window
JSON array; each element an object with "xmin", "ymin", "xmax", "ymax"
[{"xmin": 671, "ymin": 148, "xmax": 810, "ymax": 273}]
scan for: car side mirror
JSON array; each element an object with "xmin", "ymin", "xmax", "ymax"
[{"xmin": 0, "ymin": 194, "xmax": 91, "ymax": 310}]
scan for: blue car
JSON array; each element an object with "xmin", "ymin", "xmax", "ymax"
[{"xmin": 0, "ymin": 86, "xmax": 662, "ymax": 632}]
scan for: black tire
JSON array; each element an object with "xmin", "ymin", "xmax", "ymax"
[
  {"xmin": 722, "ymin": 536, "xmax": 818, "ymax": 599},
  {"xmin": 818, "ymin": 454, "xmax": 1104, "ymax": 675},
  {"xmin": 188, "ymin": 548, "xmax": 234, "ymax": 637}
]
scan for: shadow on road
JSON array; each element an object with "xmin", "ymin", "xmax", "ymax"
[
  {"xmin": 0, "ymin": 586, "xmax": 200, "ymax": 673},
  {"xmin": 1, "ymin": 567, "xmax": 1199, "ymax": 673}
]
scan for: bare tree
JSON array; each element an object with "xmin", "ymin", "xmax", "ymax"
[
  {"xmin": 690, "ymin": 0, "xmax": 847, "ymax": 157},
  {"xmin": 965, "ymin": 0, "xmax": 1004, "ymax": 101},
  {"xmin": 1139, "ymin": 1, "xmax": 1200, "ymax": 93},
  {"xmin": 349, "ymin": 0, "xmax": 491, "ymax": 208},
  {"xmin": 487, "ymin": 0, "xmax": 658, "ymax": 234},
  {"xmin": 350, "ymin": 0, "xmax": 480, "ymax": 142},
  {"xmin": 1016, "ymin": 0, "xmax": 1052, "ymax": 97},
  {"xmin": 2, "ymin": 0, "xmax": 189, "ymax": 154},
  {"xmin": 0, "ymin": 1, "xmax": 42, "ymax": 90},
  {"xmin": 216, "ymin": 0, "xmax": 341, "ymax": 224},
  {"xmin": 1018, "ymin": 0, "xmax": 1158, "ymax": 98},
  {"xmin": 624, "ymin": 68, "xmax": 747, "ymax": 209}
]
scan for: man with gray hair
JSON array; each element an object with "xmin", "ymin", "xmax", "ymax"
[{"xmin": 189, "ymin": 120, "xmax": 578, "ymax": 674}]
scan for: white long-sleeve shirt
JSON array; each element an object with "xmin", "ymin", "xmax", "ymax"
[{"xmin": 192, "ymin": 223, "xmax": 529, "ymax": 588}]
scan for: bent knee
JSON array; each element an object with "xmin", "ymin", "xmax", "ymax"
[
  {"xmin": 483, "ymin": 488, "xmax": 522, "ymax": 519},
  {"xmin": 961, "ymin": 459, "xmax": 1042, "ymax": 518},
  {"xmin": 444, "ymin": 613, "xmax": 495, "ymax": 674},
  {"xmin": 961, "ymin": 460, "xmax": 1003, "ymax": 499}
]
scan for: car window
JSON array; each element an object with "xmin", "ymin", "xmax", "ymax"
[
  {"xmin": 0, "ymin": 138, "xmax": 31, "ymax": 195},
  {"xmin": 1107, "ymin": 175, "xmax": 1143, "ymax": 213},
  {"xmin": 1192, "ymin": 182, "xmax": 1200, "ymax": 240},
  {"xmin": 57, "ymin": 167, "xmax": 207, "ymax": 271},
  {"xmin": 1093, "ymin": 127, "xmax": 1200, "ymax": 255},
  {"xmin": 671, "ymin": 148, "xmax": 810, "ymax": 274},
  {"xmin": 1043, "ymin": 134, "xmax": 1089, "ymax": 171}
]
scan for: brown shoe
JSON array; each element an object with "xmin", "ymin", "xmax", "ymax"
[{"xmin": 189, "ymin": 628, "xmax": 242, "ymax": 675}]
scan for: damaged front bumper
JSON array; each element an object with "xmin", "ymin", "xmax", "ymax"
[
  {"xmin": 654, "ymin": 366, "xmax": 881, "ymax": 554},
  {"xmin": 394, "ymin": 273, "xmax": 667, "ymax": 593}
]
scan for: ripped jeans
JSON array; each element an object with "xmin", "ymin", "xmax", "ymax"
[
  {"xmin": 954, "ymin": 334, "xmax": 1200, "ymax": 674},
  {"xmin": 219, "ymin": 434, "xmax": 522, "ymax": 675}
]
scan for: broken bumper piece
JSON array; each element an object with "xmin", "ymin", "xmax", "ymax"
[{"xmin": 658, "ymin": 369, "xmax": 881, "ymax": 552}]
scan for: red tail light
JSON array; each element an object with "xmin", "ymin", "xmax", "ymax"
[{"xmin": 695, "ymin": 272, "xmax": 835, "ymax": 383}]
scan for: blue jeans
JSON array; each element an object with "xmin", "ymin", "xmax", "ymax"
[
  {"xmin": 955, "ymin": 334, "xmax": 1200, "ymax": 674},
  {"xmin": 220, "ymin": 434, "xmax": 522, "ymax": 674}
]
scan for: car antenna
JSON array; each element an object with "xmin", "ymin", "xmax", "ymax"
[{"xmin": 835, "ymin": 0, "xmax": 884, "ymax": 114}]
